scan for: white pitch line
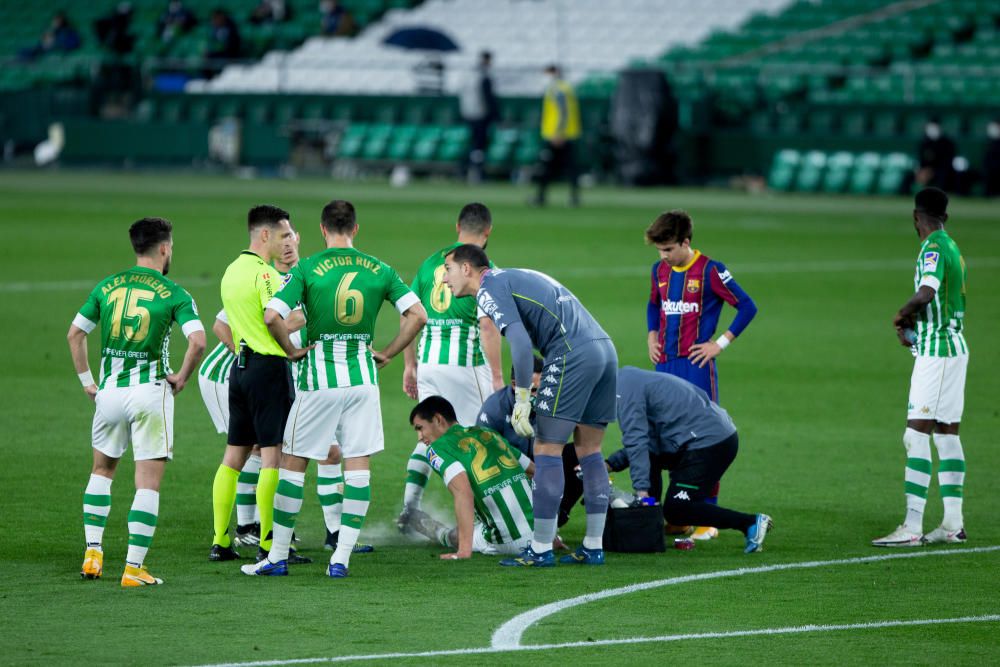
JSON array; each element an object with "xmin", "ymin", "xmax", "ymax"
[
  {"xmin": 190, "ymin": 614, "xmax": 1000, "ymax": 667},
  {"xmin": 490, "ymin": 544, "xmax": 1000, "ymax": 649}
]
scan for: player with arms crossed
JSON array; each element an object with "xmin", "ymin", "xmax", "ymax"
[
  {"xmin": 444, "ymin": 245, "xmax": 617, "ymax": 567},
  {"xmin": 242, "ymin": 199, "xmax": 427, "ymax": 578},
  {"xmin": 402, "ymin": 396, "xmax": 535, "ymax": 559},
  {"xmin": 645, "ymin": 210, "xmax": 757, "ymax": 540},
  {"xmin": 70, "ymin": 217, "xmax": 206, "ymax": 586},
  {"xmin": 400, "ymin": 203, "xmax": 503, "ymax": 514},
  {"xmin": 874, "ymin": 187, "xmax": 969, "ymax": 547}
]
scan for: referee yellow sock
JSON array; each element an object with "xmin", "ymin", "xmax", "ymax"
[
  {"xmin": 257, "ymin": 467, "xmax": 279, "ymax": 551},
  {"xmin": 212, "ymin": 465, "xmax": 240, "ymax": 548}
]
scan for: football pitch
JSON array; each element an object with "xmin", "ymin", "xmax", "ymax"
[{"xmin": 1, "ymin": 170, "xmax": 997, "ymax": 666}]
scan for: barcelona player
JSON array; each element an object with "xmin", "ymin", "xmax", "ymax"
[{"xmin": 645, "ymin": 210, "xmax": 757, "ymax": 539}]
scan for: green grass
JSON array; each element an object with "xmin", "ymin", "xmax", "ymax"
[{"xmin": 0, "ymin": 171, "xmax": 997, "ymax": 666}]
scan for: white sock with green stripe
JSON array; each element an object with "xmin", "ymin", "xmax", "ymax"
[
  {"xmin": 332, "ymin": 470, "xmax": 370, "ymax": 568},
  {"xmin": 403, "ymin": 443, "xmax": 430, "ymax": 509},
  {"xmin": 902, "ymin": 428, "xmax": 931, "ymax": 533},
  {"xmin": 126, "ymin": 489, "xmax": 159, "ymax": 568},
  {"xmin": 269, "ymin": 469, "xmax": 305, "ymax": 563},
  {"xmin": 317, "ymin": 464, "xmax": 344, "ymax": 534},
  {"xmin": 933, "ymin": 433, "xmax": 965, "ymax": 530},
  {"xmin": 83, "ymin": 474, "xmax": 113, "ymax": 549},
  {"xmin": 236, "ymin": 455, "xmax": 262, "ymax": 527}
]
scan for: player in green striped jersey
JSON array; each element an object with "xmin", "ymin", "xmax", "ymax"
[
  {"xmin": 68, "ymin": 217, "xmax": 206, "ymax": 586},
  {"xmin": 402, "ymin": 396, "xmax": 535, "ymax": 559},
  {"xmin": 400, "ymin": 203, "xmax": 504, "ymax": 513},
  {"xmin": 874, "ymin": 188, "xmax": 969, "ymax": 548},
  {"xmin": 241, "ymin": 200, "xmax": 427, "ymax": 578}
]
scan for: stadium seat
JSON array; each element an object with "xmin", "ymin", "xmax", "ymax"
[
  {"xmin": 822, "ymin": 151, "xmax": 854, "ymax": 193},
  {"xmin": 848, "ymin": 152, "xmax": 881, "ymax": 194},
  {"xmin": 794, "ymin": 150, "xmax": 827, "ymax": 192},
  {"xmin": 767, "ymin": 149, "xmax": 800, "ymax": 191},
  {"xmin": 876, "ymin": 152, "xmax": 914, "ymax": 195}
]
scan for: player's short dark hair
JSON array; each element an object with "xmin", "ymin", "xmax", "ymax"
[
  {"xmin": 510, "ymin": 355, "xmax": 545, "ymax": 386},
  {"xmin": 915, "ymin": 187, "xmax": 948, "ymax": 221},
  {"xmin": 646, "ymin": 210, "xmax": 693, "ymax": 245},
  {"xmin": 446, "ymin": 243, "xmax": 490, "ymax": 269},
  {"xmin": 247, "ymin": 205, "xmax": 290, "ymax": 233},
  {"xmin": 321, "ymin": 200, "xmax": 357, "ymax": 234},
  {"xmin": 410, "ymin": 396, "xmax": 458, "ymax": 425},
  {"xmin": 457, "ymin": 203, "xmax": 492, "ymax": 234},
  {"xmin": 129, "ymin": 217, "xmax": 172, "ymax": 255}
]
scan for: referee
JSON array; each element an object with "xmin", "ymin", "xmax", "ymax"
[{"xmin": 209, "ymin": 205, "xmax": 305, "ymax": 562}]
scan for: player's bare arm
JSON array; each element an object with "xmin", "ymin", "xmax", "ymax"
[
  {"xmin": 401, "ymin": 314, "xmax": 419, "ymax": 399},
  {"xmin": 264, "ymin": 307, "xmax": 312, "ymax": 361},
  {"xmin": 894, "ymin": 286, "xmax": 936, "ymax": 346},
  {"xmin": 373, "ymin": 302, "xmax": 428, "ymax": 369},
  {"xmin": 479, "ymin": 316, "xmax": 505, "ymax": 391},
  {"xmin": 212, "ymin": 317, "xmax": 235, "ymax": 353},
  {"xmin": 285, "ymin": 308, "xmax": 307, "ymax": 334},
  {"xmin": 442, "ymin": 472, "xmax": 475, "ymax": 560},
  {"xmin": 166, "ymin": 330, "xmax": 207, "ymax": 394},
  {"xmin": 66, "ymin": 324, "xmax": 97, "ymax": 401}
]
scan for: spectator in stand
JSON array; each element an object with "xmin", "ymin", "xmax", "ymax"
[
  {"xmin": 206, "ymin": 9, "xmax": 242, "ymax": 60},
  {"xmin": 983, "ymin": 119, "xmax": 1000, "ymax": 198},
  {"xmin": 158, "ymin": 1, "xmax": 198, "ymax": 44},
  {"xmin": 19, "ymin": 11, "xmax": 82, "ymax": 61},
  {"xmin": 320, "ymin": 0, "xmax": 354, "ymax": 37},
  {"xmin": 915, "ymin": 117, "xmax": 957, "ymax": 192},
  {"xmin": 94, "ymin": 3, "xmax": 135, "ymax": 55},
  {"xmin": 459, "ymin": 51, "xmax": 499, "ymax": 183},
  {"xmin": 250, "ymin": 0, "xmax": 292, "ymax": 25}
]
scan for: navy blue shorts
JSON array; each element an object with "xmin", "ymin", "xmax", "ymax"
[{"xmin": 656, "ymin": 356, "xmax": 718, "ymax": 403}]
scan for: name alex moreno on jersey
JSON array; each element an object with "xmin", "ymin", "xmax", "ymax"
[{"xmin": 661, "ymin": 300, "xmax": 700, "ymax": 315}]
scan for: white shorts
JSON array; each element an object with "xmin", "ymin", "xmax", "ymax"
[
  {"xmin": 472, "ymin": 523, "xmax": 530, "ymax": 555},
  {"xmin": 197, "ymin": 375, "xmax": 229, "ymax": 434},
  {"xmin": 907, "ymin": 354, "xmax": 968, "ymax": 424},
  {"xmin": 417, "ymin": 364, "xmax": 493, "ymax": 426},
  {"xmin": 284, "ymin": 384, "xmax": 383, "ymax": 461},
  {"xmin": 92, "ymin": 382, "xmax": 174, "ymax": 461}
]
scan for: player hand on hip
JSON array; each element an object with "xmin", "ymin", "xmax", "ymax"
[
  {"xmin": 286, "ymin": 344, "xmax": 314, "ymax": 362},
  {"xmin": 647, "ymin": 331, "xmax": 662, "ymax": 365},
  {"xmin": 83, "ymin": 384, "xmax": 98, "ymax": 401},
  {"xmin": 165, "ymin": 373, "xmax": 186, "ymax": 395},
  {"xmin": 371, "ymin": 347, "xmax": 392, "ymax": 369},
  {"xmin": 511, "ymin": 386, "xmax": 534, "ymax": 438},
  {"xmin": 688, "ymin": 341, "xmax": 722, "ymax": 368},
  {"xmin": 402, "ymin": 363, "xmax": 418, "ymax": 400}
]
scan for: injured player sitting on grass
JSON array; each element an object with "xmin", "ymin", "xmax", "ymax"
[{"xmin": 399, "ymin": 396, "xmax": 537, "ymax": 559}]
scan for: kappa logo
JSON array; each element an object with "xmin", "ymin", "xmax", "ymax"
[
  {"xmin": 922, "ymin": 251, "xmax": 940, "ymax": 272},
  {"xmin": 539, "ymin": 387, "xmax": 555, "ymax": 398},
  {"xmin": 543, "ymin": 374, "xmax": 558, "ymax": 384},
  {"xmin": 536, "ymin": 400, "xmax": 551, "ymax": 411},
  {"xmin": 491, "ymin": 311, "xmax": 505, "ymax": 323},
  {"xmin": 479, "ymin": 413, "xmax": 489, "ymax": 423},
  {"xmin": 673, "ymin": 490, "xmax": 691, "ymax": 501},
  {"xmin": 546, "ymin": 364, "xmax": 560, "ymax": 374}
]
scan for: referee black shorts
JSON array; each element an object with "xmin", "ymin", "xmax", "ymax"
[
  {"xmin": 665, "ymin": 432, "xmax": 739, "ymax": 502},
  {"xmin": 227, "ymin": 350, "xmax": 293, "ymax": 448}
]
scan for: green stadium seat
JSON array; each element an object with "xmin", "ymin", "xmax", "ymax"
[
  {"xmin": 336, "ymin": 123, "xmax": 369, "ymax": 159},
  {"xmin": 794, "ymin": 150, "xmax": 827, "ymax": 192},
  {"xmin": 822, "ymin": 151, "xmax": 855, "ymax": 193},
  {"xmin": 767, "ymin": 149, "xmax": 800, "ymax": 191},
  {"xmin": 849, "ymin": 152, "xmax": 881, "ymax": 194},
  {"xmin": 876, "ymin": 152, "xmax": 914, "ymax": 195}
]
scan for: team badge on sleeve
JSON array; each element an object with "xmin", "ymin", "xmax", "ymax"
[
  {"xmin": 922, "ymin": 252, "xmax": 939, "ymax": 272},
  {"xmin": 427, "ymin": 448, "xmax": 443, "ymax": 472}
]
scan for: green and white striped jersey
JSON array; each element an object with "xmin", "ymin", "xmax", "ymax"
[
  {"xmin": 427, "ymin": 425, "xmax": 534, "ymax": 545},
  {"xmin": 73, "ymin": 267, "xmax": 203, "ymax": 389},
  {"xmin": 412, "ymin": 243, "xmax": 487, "ymax": 367},
  {"xmin": 268, "ymin": 247, "xmax": 418, "ymax": 390},
  {"xmin": 198, "ymin": 310, "xmax": 236, "ymax": 383},
  {"xmin": 913, "ymin": 229, "xmax": 967, "ymax": 357}
]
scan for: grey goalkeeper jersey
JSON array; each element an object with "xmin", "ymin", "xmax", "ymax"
[
  {"xmin": 476, "ymin": 268, "xmax": 609, "ymax": 358},
  {"xmin": 616, "ymin": 366, "xmax": 737, "ymax": 492}
]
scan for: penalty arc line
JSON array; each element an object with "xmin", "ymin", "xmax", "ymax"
[
  {"xmin": 189, "ymin": 614, "xmax": 1000, "ymax": 667},
  {"xmin": 188, "ymin": 545, "xmax": 1000, "ymax": 667},
  {"xmin": 490, "ymin": 544, "xmax": 1000, "ymax": 649}
]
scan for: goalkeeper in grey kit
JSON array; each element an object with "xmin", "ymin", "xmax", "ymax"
[{"xmin": 442, "ymin": 244, "xmax": 616, "ymax": 567}]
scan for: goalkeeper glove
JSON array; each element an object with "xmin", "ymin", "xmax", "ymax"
[{"xmin": 511, "ymin": 386, "xmax": 534, "ymax": 438}]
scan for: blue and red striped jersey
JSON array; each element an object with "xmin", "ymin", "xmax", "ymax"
[{"xmin": 646, "ymin": 251, "xmax": 757, "ymax": 363}]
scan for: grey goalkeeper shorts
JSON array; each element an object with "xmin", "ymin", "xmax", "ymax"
[{"xmin": 534, "ymin": 338, "xmax": 618, "ymax": 440}]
